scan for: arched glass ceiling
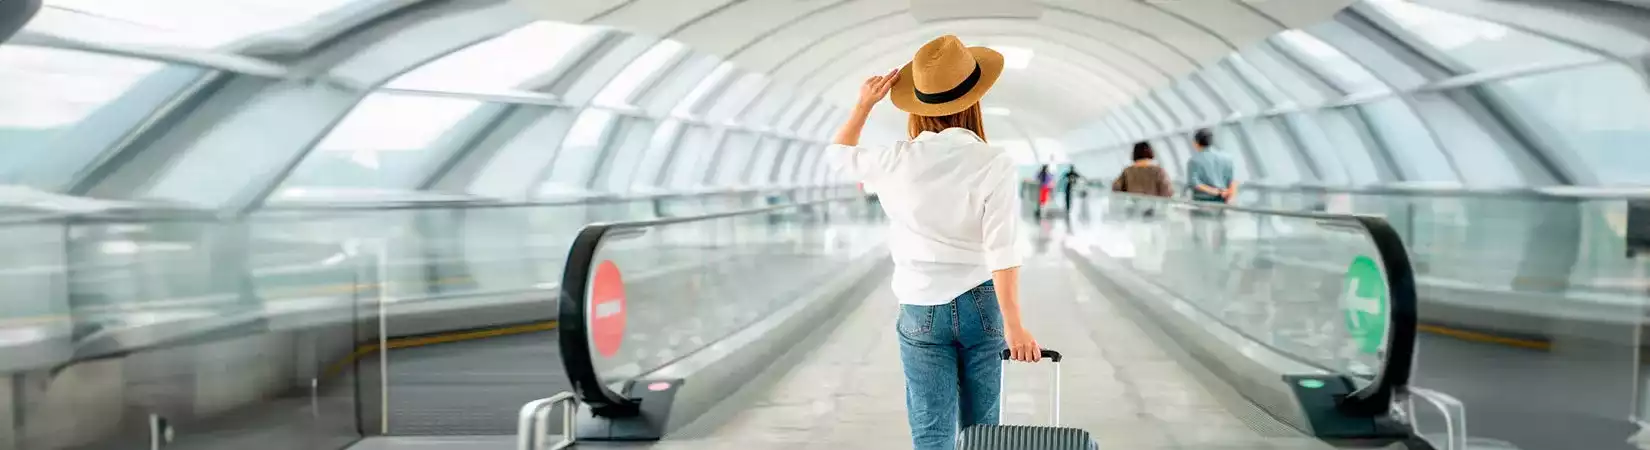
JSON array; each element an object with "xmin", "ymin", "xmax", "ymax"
[
  {"xmin": 1071, "ymin": 0, "xmax": 1650, "ymax": 188},
  {"xmin": 1275, "ymin": 30, "xmax": 1389, "ymax": 95},
  {"xmin": 593, "ymin": 39, "xmax": 686, "ymax": 108},
  {"xmin": 387, "ymin": 21, "xmax": 601, "ymax": 92},
  {"xmin": 6, "ymin": 0, "xmax": 1650, "ymax": 217},
  {"xmin": 276, "ymin": 21, "xmax": 605, "ymax": 201},
  {"xmin": 1365, "ymin": 0, "xmax": 1601, "ymax": 71},
  {"xmin": 32, "ymin": 0, "xmax": 369, "ymax": 48}
]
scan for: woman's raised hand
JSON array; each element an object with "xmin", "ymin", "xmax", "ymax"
[{"xmin": 856, "ymin": 68, "xmax": 899, "ymax": 110}]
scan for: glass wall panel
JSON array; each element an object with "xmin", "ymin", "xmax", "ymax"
[
  {"xmin": 714, "ymin": 132, "xmax": 759, "ymax": 185},
  {"xmin": 745, "ymin": 138, "xmax": 786, "ymax": 185},
  {"xmin": 1124, "ymin": 105, "xmax": 1159, "ymax": 136},
  {"xmin": 1110, "ymin": 114, "xmax": 1142, "ymax": 142},
  {"xmin": 795, "ymin": 145, "xmax": 823, "ymax": 185},
  {"xmin": 673, "ymin": 62, "xmax": 734, "ymax": 116},
  {"xmin": 0, "ymin": 47, "xmax": 188, "ymax": 191},
  {"xmin": 1493, "ymin": 64, "xmax": 1650, "ymax": 185},
  {"xmin": 1281, "ymin": 112, "xmax": 1350, "ymax": 185},
  {"xmin": 1274, "ymin": 30, "xmax": 1389, "ymax": 94},
  {"xmin": 776, "ymin": 141, "xmax": 805, "ymax": 183},
  {"xmin": 1409, "ymin": 92, "xmax": 1524, "ymax": 186},
  {"xmin": 1166, "ymin": 137, "xmax": 1196, "ymax": 176},
  {"xmin": 1240, "ymin": 118, "xmax": 1304, "ymax": 183},
  {"xmin": 597, "ymin": 118, "xmax": 660, "ymax": 193},
  {"xmin": 1227, "ymin": 54, "xmax": 1291, "ymax": 107},
  {"xmin": 466, "ymin": 107, "xmax": 573, "ymax": 199},
  {"xmin": 1364, "ymin": 0, "xmax": 1600, "ymax": 71},
  {"xmin": 1240, "ymin": 45, "xmax": 1334, "ymax": 105},
  {"xmin": 1138, "ymin": 97, "xmax": 1178, "ymax": 131},
  {"xmin": 1100, "ymin": 117, "xmax": 1130, "ymax": 146},
  {"xmin": 1357, "ymin": 99, "xmax": 1457, "ymax": 182},
  {"xmin": 1314, "ymin": 109, "xmax": 1384, "ymax": 184},
  {"xmin": 632, "ymin": 119, "xmax": 683, "ymax": 190},
  {"xmin": 537, "ymin": 109, "xmax": 615, "ymax": 196},
  {"xmin": 668, "ymin": 126, "xmax": 716, "ymax": 188},
  {"xmin": 1153, "ymin": 91, "xmax": 1196, "ymax": 128},
  {"xmin": 1212, "ymin": 125, "xmax": 1254, "ymax": 181},
  {"xmin": 1174, "ymin": 79, "xmax": 1224, "ymax": 123},
  {"xmin": 386, "ymin": 21, "xmax": 599, "ymax": 91},
  {"xmin": 277, "ymin": 93, "xmax": 487, "ymax": 198},
  {"xmin": 1148, "ymin": 138, "xmax": 1180, "ymax": 177},
  {"xmin": 704, "ymin": 73, "xmax": 768, "ymax": 122},
  {"xmin": 1199, "ymin": 66, "xmax": 1263, "ymax": 115},
  {"xmin": 593, "ymin": 39, "xmax": 685, "ymax": 107}
]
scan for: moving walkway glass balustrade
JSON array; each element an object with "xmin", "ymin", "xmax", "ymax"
[
  {"xmin": 1237, "ymin": 186, "xmax": 1650, "ymax": 450},
  {"xmin": 1068, "ymin": 191, "xmax": 1408, "ymax": 382},
  {"xmin": 572, "ymin": 196, "xmax": 884, "ymax": 393},
  {"xmin": 0, "ymin": 186, "xmax": 851, "ymax": 448}
]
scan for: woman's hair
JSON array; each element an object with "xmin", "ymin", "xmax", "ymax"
[
  {"xmin": 1132, "ymin": 142, "xmax": 1155, "ymax": 161},
  {"xmin": 908, "ymin": 103, "xmax": 987, "ymax": 142}
]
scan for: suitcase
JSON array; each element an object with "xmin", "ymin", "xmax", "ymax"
[{"xmin": 956, "ymin": 349, "xmax": 1099, "ymax": 450}]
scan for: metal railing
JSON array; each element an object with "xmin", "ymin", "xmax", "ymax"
[{"xmin": 517, "ymin": 392, "xmax": 578, "ymax": 450}]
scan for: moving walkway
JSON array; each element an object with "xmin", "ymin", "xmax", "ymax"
[{"xmin": 3, "ymin": 185, "xmax": 1448, "ymax": 449}]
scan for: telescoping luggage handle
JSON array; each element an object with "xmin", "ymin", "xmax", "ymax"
[{"xmin": 1000, "ymin": 349, "xmax": 1063, "ymax": 425}]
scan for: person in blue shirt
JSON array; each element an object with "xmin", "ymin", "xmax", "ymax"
[
  {"xmin": 1184, "ymin": 129, "xmax": 1236, "ymax": 249},
  {"xmin": 1185, "ymin": 129, "xmax": 1237, "ymax": 203}
]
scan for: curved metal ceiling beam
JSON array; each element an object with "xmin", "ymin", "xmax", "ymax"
[
  {"xmin": 758, "ymin": 8, "xmax": 908, "ymax": 74},
  {"xmin": 1042, "ymin": 4, "xmax": 1210, "ymax": 69},
  {"xmin": 797, "ymin": 30, "xmax": 1135, "ymax": 105},
  {"xmin": 788, "ymin": 36, "xmax": 1135, "ymax": 121},
  {"xmin": 778, "ymin": 17, "xmax": 1166, "ymax": 97},
  {"xmin": 1131, "ymin": 0, "xmax": 1241, "ymax": 50},
  {"xmin": 661, "ymin": 0, "xmax": 750, "ymax": 38},
  {"xmin": 722, "ymin": 0, "xmax": 857, "ymax": 57}
]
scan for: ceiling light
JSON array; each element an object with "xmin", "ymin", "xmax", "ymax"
[{"xmin": 989, "ymin": 46, "xmax": 1034, "ymax": 70}]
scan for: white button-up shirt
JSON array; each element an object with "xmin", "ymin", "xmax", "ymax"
[{"xmin": 829, "ymin": 127, "xmax": 1024, "ymax": 306}]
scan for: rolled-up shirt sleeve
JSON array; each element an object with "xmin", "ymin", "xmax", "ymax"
[{"xmin": 980, "ymin": 157, "xmax": 1023, "ymax": 271}]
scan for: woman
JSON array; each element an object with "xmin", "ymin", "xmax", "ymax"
[
  {"xmin": 827, "ymin": 35, "xmax": 1041, "ymax": 450},
  {"xmin": 1111, "ymin": 141, "xmax": 1173, "ymax": 197},
  {"xmin": 1036, "ymin": 164, "xmax": 1053, "ymax": 216}
]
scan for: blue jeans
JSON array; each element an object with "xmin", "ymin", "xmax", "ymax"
[{"xmin": 898, "ymin": 281, "xmax": 1008, "ymax": 450}]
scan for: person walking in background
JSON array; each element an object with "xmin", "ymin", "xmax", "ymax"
[
  {"xmin": 1062, "ymin": 167, "xmax": 1084, "ymax": 214},
  {"xmin": 1035, "ymin": 164, "xmax": 1053, "ymax": 217},
  {"xmin": 1185, "ymin": 129, "xmax": 1236, "ymax": 249},
  {"xmin": 1110, "ymin": 142, "xmax": 1172, "ymax": 198},
  {"xmin": 1186, "ymin": 129, "xmax": 1236, "ymax": 203}
]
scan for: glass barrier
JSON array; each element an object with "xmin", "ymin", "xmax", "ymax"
[
  {"xmin": 1237, "ymin": 186, "xmax": 1650, "ymax": 450},
  {"xmin": 0, "ymin": 186, "xmax": 855, "ymax": 448},
  {"xmin": 561, "ymin": 195, "xmax": 884, "ymax": 416},
  {"xmin": 1070, "ymin": 191, "xmax": 1411, "ymax": 385}
]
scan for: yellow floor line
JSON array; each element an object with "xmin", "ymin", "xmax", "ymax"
[
  {"xmin": 321, "ymin": 321, "xmax": 558, "ymax": 378},
  {"xmin": 1418, "ymin": 323, "xmax": 1551, "ymax": 351}
]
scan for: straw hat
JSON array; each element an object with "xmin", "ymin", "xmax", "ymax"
[{"xmin": 891, "ymin": 35, "xmax": 1004, "ymax": 117}]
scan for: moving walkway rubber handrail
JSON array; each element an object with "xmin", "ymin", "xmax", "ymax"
[
  {"xmin": 1104, "ymin": 191, "xmax": 1418, "ymax": 417},
  {"xmin": 0, "ymin": 184, "xmax": 855, "ymax": 225},
  {"xmin": 1232, "ymin": 182, "xmax": 1650, "ymax": 201},
  {"xmin": 558, "ymin": 194, "xmax": 869, "ymax": 417}
]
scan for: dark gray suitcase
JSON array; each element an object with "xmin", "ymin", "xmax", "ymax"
[{"xmin": 956, "ymin": 349, "xmax": 1099, "ymax": 450}]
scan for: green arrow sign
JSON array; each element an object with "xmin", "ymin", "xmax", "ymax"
[{"xmin": 1342, "ymin": 256, "xmax": 1388, "ymax": 355}]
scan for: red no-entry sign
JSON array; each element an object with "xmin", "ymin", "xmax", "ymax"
[{"xmin": 590, "ymin": 260, "xmax": 626, "ymax": 358}]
